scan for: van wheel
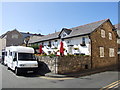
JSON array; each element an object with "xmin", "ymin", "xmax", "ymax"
[{"xmin": 15, "ymin": 68, "xmax": 20, "ymax": 75}]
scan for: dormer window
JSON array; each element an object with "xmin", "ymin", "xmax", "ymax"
[
  {"xmin": 101, "ymin": 29, "xmax": 105, "ymax": 38},
  {"xmin": 63, "ymin": 33, "xmax": 66, "ymax": 37}
]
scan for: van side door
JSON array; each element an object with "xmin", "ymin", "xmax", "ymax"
[{"xmin": 12, "ymin": 52, "xmax": 17, "ymax": 70}]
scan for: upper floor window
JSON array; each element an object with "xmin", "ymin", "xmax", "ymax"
[
  {"xmin": 82, "ymin": 37, "xmax": 85, "ymax": 44},
  {"xmin": 109, "ymin": 48, "xmax": 115, "ymax": 57},
  {"xmin": 80, "ymin": 37, "xmax": 86, "ymax": 46},
  {"xmin": 55, "ymin": 40, "xmax": 57, "ymax": 42},
  {"xmin": 109, "ymin": 33, "xmax": 112, "ymax": 40},
  {"xmin": 63, "ymin": 33, "xmax": 66, "ymax": 37},
  {"xmin": 42, "ymin": 42, "xmax": 44, "ymax": 46},
  {"xmin": 48, "ymin": 41, "xmax": 51, "ymax": 47},
  {"xmin": 100, "ymin": 47, "xmax": 104, "ymax": 57},
  {"xmin": 12, "ymin": 34, "xmax": 18, "ymax": 39},
  {"xmin": 101, "ymin": 29, "xmax": 105, "ymax": 38}
]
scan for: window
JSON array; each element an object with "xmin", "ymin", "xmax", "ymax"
[
  {"xmin": 5, "ymin": 52, "xmax": 7, "ymax": 56},
  {"xmin": 80, "ymin": 37, "xmax": 86, "ymax": 46},
  {"xmin": 100, "ymin": 47, "xmax": 104, "ymax": 57},
  {"xmin": 55, "ymin": 40, "xmax": 57, "ymax": 42},
  {"xmin": 48, "ymin": 41, "xmax": 51, "ymax": 47},
  {"xmin": 109, "ymin": 33, "xmax": 112, "ymax": 40},
  {"xmin": 18, "ymin": 53, "xmax": 36, "ymax": 61},
  {"xmin": 62, "ymin": 38, "xmax": 64, "ymax": 41},
  {"xmin": 12, "ymin": 34, "xmax": 18, "ymax": 39},
  {"xmin": 82, "ymin": 37, "xmax": 85, "ymax": 44},
  {"xmin": 67, "ymin": 40, "xmax": 70, "ymax": 43},
  {"xmin": 10, "ymin": 52, "xmax": 12, "ymax": 56},
  {"xmin": 42, "ymin": 42, "xmax": 44, "ymax": 46},
  {"xmin": 9, "ymin": 51, "xmax": 12, "ymax": 56},
  {"xmin": 63, "ymin": 34, "xmax": 66, "ymax": 37},
  {"xmin": 101, "ymin": 29, "xmax": 105, "ymax": 38},
  {"xmin": 118, "ymin": 48, "xmax": 120, "ymax": 52},
  {"xmin": 109, "ymin": 48, "xmax": 115, "ymax": 57}
]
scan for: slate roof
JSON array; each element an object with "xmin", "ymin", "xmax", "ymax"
[
  {"xmin": 0, "ymin": 29, "xmax": 43, "ymax": 41},
  {"xmin": 0, "ymin": 31, "xmax": 10, "ymax": 39},
  {"xmin": 28, "ymin": 31, "xmax": 60, "ymax": 43},
  {"xmin": 114, "ymin": 24, "xmax": 120, "ymax": 38},
  {"xmin": 20, "ymin": 32, "xmax": 43, "ymax": 39},
  {"xmin": 63, "ymin": 19, "xmax": 109, "ymax": 38},
  {"xmin": 28, "ymin": 19, "xmax": 111, "ymax": 44}
]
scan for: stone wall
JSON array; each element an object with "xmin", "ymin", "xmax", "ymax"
[
  {"xmin": 57, "ymin": 56, "xmax": 91, "ymax": 74},
  {"xmin": 36, "ymin": 56, "xmax": 58, "ymax": 73},
  {"xmin": 36, "ymin": 55, "xmax": 91, "ymax": 74},
  {"xmin": 90, "ymin": 21, "xmax": 117, "ymax": 69}
]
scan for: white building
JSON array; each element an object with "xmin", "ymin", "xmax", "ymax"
[{"xmin": 28, "ymin": 19, "xmax": 116, "ymax": 56}]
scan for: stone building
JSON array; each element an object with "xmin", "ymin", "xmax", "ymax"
[
  {"xmin": 114, "ymin": 24, "xmax": 120, "ymax": 54},
  {"xmin": 0, "ymin": 29, "xmax": 43, "ymax": 56},
  {"xmin": 0, "ymin": 29, "xmax": 23, "ymax": 47},
  {"xmin": 114, "ymin": 24, "xmax": 120, "ymax": 62}
]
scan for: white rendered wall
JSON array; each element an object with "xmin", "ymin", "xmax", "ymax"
[{"xmin": 63, "ymin": 36, "xmax": 91, "ymax": 55}]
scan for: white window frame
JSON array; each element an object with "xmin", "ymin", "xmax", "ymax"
[
  {"xmin": 109, "ymin": 48, "xmax": 115, "ymax": 57},
  {"xmin": 12, "ymin": 34, "xmax": 18, "ymax": 39},
  {"xmin": 101, "ymin": 29, "xmax": 105, "ymax": 38},
  {"xmin": 109, "ymin": 32, "xmax": 112, "ymax": 40},
  {"xmin": 100, "ymin": 47, "xmax": 104, "ymax": 57}
]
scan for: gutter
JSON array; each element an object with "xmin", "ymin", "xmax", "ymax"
[{"xmin": 62, "ymin": 33, "xmax": 91, "ymax": 39}]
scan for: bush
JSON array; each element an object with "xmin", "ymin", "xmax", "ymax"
[{"xmin": 30, "ymin": 44, "xmax": 39, "ymax": 49}]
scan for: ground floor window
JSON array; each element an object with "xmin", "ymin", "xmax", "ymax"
[
  {"xmin": 100, "ymin": 47, "xmax": 104, "ymax": 57},
  {"xmin": 109, "ymin": 48, "xmax": 115, "ymax": 57}
]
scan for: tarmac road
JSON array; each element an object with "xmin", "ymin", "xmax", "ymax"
[{"xmin": 1, "ymin": 64, "xmax": 120, "ymax": 89}]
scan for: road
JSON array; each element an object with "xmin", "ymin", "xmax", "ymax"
[{"xmin": 1, "ymin": 64, "xmax": 120, "ymax": 89}]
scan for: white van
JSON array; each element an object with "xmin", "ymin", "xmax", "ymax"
[{"xmin": 4, "ymin": 46, "xmax": 38, "ymax": 75}]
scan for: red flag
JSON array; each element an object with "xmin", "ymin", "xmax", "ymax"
[
  {"xmin": 60, "ymin": 41, "xmax": 64, "ymax": 56},
  {"xmin": 39, "ymin": 45, "xmax": 42, "ymax": 54}
]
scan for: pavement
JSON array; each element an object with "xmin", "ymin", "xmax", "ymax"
[{"xmin": 45, "ymin": 65, "xmax": 119, "ymax": 78}]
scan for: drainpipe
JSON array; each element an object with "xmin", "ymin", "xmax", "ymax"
[{"xmin": 89, "ymin": 35, "xmax": 92, "ymax": 69}]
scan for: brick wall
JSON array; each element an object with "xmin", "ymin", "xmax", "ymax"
[{"xmin": 90, "ymin": 21, "xmax": 117, "ymax": 69}]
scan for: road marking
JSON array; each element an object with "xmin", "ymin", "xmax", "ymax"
[
  {"xmin": 100, "ymin": 80, "xmax": 120, "ymax": 90},
  {"xmin": 39, "ymin": 76, "xmax": 74, "ymax": 80},
  {"xmin": 108, "ymin": 83, "xmax": 119, "ymax": 89}
]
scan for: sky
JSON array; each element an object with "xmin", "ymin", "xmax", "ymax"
[{"xmin": 0, "ymin": 2, "xmax": 118, "ymax": 35}]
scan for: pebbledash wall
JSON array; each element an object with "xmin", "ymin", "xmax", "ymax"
[{"xmin": 36, "ymin": 55, "xmax": 91, "ymax": 74}]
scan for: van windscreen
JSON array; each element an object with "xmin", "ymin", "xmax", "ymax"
[{"xmin": 18, "ymin": 53, "xmax": 36, "ymax": 61}]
